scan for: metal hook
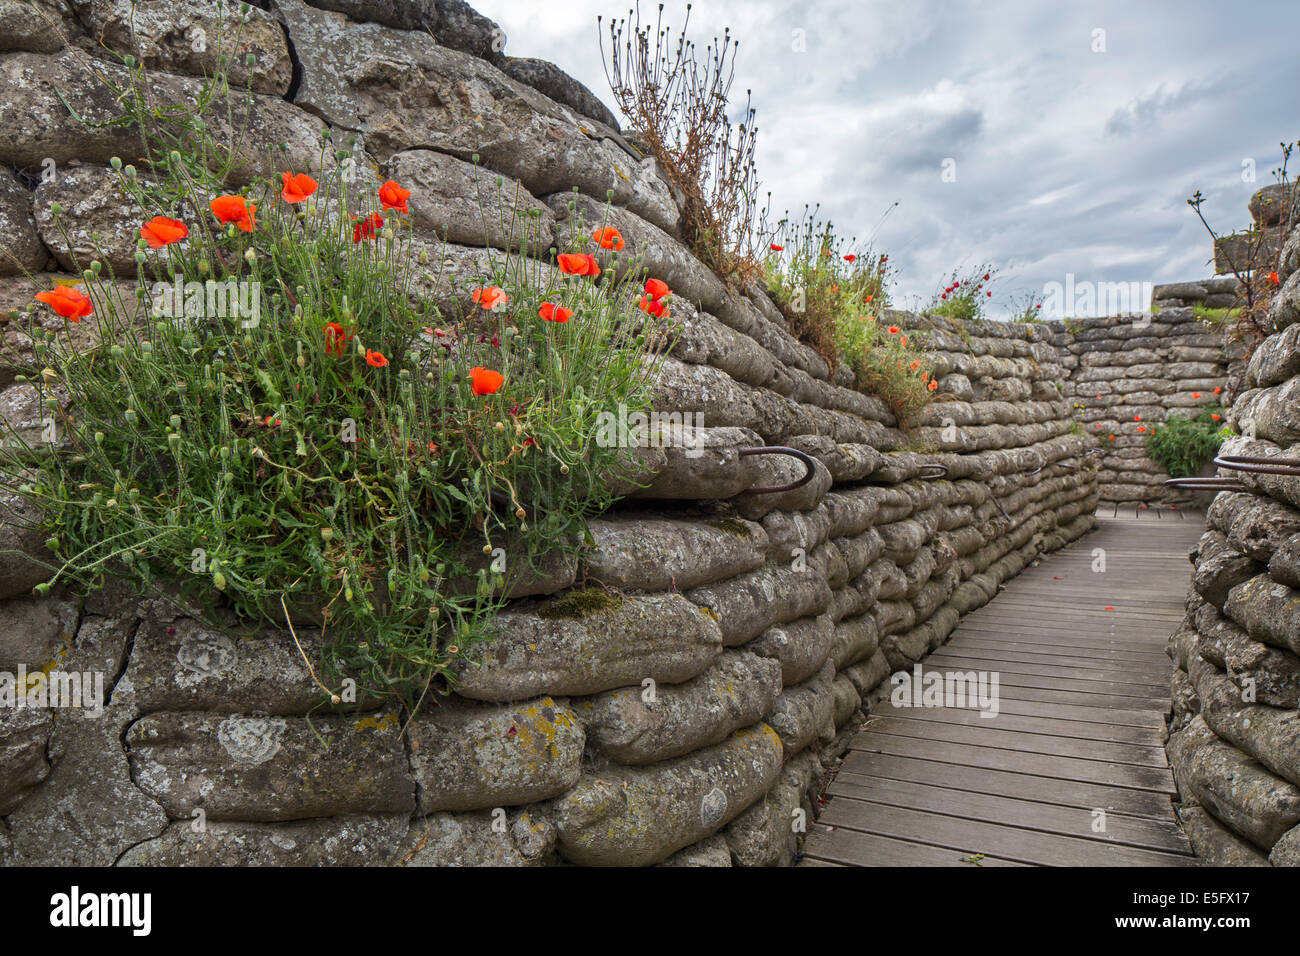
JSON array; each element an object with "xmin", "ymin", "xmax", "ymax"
[
  {"xmin": 918, "ymin": 463, "xmax": 949, "ymax": 479},
  {"xmin": 738, "ymin": 446, "xmax": 817, "ymax": 495},
  {"xmin": 1163, "ymin": 477, "xmax": 1246, "ymax": 491},
  {"xmin": 1213, "ymin": 454, "xmax": 1300, "ymax": 477}
]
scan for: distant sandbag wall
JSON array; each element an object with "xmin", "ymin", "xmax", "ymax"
[
  {"xmin": 0, "ymin": 0, "xmax": 1096, "ymax": 866},
  {"xmin": 1051, "ymin": 310, "xmax": 1231, "ymax": 507},
  {"xmin": 1164, "ymin": 202, "xmax": 1300, "ymax": 866}
]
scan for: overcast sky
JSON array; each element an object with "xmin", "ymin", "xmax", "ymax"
[{"xmin": 476, "ymin": 0, "xmax": 1299, "ymax": 318}]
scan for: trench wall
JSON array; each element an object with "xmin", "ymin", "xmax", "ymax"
[
  {"xmin": 0, "ymin": 0, "xmax": 1104, "ymax": 866},
  {"xmin": 1164, "ymin": 199, "xmax": 1300, "ymax": 867}
]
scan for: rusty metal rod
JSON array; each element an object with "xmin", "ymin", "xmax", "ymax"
[
  {"xmin": 1213, "ymin": 454, "xmax": 1300, "ymax": 476},
  {"xmin": 1164, "ymin": 477, "xmax": 1246, "ymax": 491},
  {"xmin": 739, "ymin": 446, "xmax": 817, "ymax": 495}
]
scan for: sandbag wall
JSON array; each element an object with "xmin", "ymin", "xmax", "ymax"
[
  {"xmin": 0, "ymin": 0, "xmax": 1095, "ymax": 866},
  {"xmin": 1050, "ymin": 311, "xmax": 1230, "ymax": 507},
  {"xmin": 1164, "ymin": 209, "xmax": 1300, "ymax": 866}
]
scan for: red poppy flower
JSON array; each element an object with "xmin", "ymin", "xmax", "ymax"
[
  {"xmin": 352, "ymin": 212, "xmax": 384, "ymax": 242},
  {"xmin": 538, "ymin": 302, "xmax": 573, "ymax": 323},
  {"xmin": 378, "ymin": 180, "xmax": 411, "ymax": 214},
  {"xmin": 982, "ymin": 273, "xmax": 990, "ymax": 280},
  {"xmin": 864, "ymin": 294, "xmax": 873, "ymax": 303},
  {"xmin": 1211, "ymin": 413, "xmax": 1221, "ymax": 421},
  {"xmin": 986, "ymin": 291, "xmax": 992, "ymax": 297},
  {"xmin": 770, "ymin": 243, "xmax": 784, "ymax": 252},
  {"xmin": 470, "ymin": 366, "xmax": 504, "ymax": 395},
  {"xmin": 843, "ymin": 254, "xmax": 857, "ymax": 263},
  {"xmin": 1269, "ymin": 271, "xmax": 1280, "ymax": 285},
  {"xmin": 1192, "ymin": 392, "xmax": 1201, "ymax": 399},
  {"xmin": 558, "ymin": 253, "xmax": 600, "ymax": 277},
  {"xmin": 888, "ymin": 326, "xmax": 899, "ymax": 334},
  {"xmin": 644, "ymin": 277, "xmax": 670, "ymax": 300},
  {"xmin": 1137, "ymin": 426, "xmax": 1146, "ymax": 432},
  {"xmin": 1134, "ymin": 415, "xmax": 1141, "ymax": 421},
  {"xmin": 324, "ymin": 322, "xmax": 352, "ymax": 357},
  {"xmin": 593, "ymin": 227, "xmax": 625, "ymax": 250},
  {"xmin": 1213, "ymin": 386, "xmax": 1221, "ymax": 394},
  {"xmin": 139, "ymin": 216, "xmax": 188, "ymax": 249},
  {"xmin": 281, "ymin": 171, "xmax": 318, "ymax": 204},
  {"xmin": 35, "ymin": 285, "xmax": 93, "ymax": 322},
  {"xmin": 365, "ymin": 349, "xmax": 388, "ymax": 368},
  {"xmin": 471, "ymin": 286, "xmax": 508, "ymax": 311},
  {"xmin": 637, "ymin": 295, "xmax": 668, "ymax": 318},
  {"xmin": 210, "ymin": 194, "xmax": 256, "ymax": 232}
]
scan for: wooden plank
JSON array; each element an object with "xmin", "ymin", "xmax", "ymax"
[
  {"xmin": 835, "ymin": 758, "xmax": 1177, "ymax": 820},
  {"xmin": 949, "ymin": 636, "xmax": 1172, "ymax": 664},
  {"xmin": 817, "ymin": 799, "xmax": 1196, "ymax": 867},
  {"xmin": 843, "ymin": 733, "xmax": 1177, "ymax": 792},
  {"xmin": 827, "ymin": 776, "xmax": 1192, "ymax": 854},
  {"xmin": 800, "ymin": 823, "xmax": 1028, "ymax": 867},
  {"xmin": 864, "ymin": 714, "xmax": 1169, "ymax": 767},
  {"xmin": 876, "ymin": 701, "xmax": 1163, "ymax": 747},
  {"xmin": 921, "ymin": 653, "xmax": 1172, "ymax": 690}
]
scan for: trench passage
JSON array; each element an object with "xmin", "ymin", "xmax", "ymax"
[{"xmin": 801, "ymin": 508, "xmax": 1205, "ymax": 867}]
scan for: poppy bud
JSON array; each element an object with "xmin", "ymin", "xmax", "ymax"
[
  {"xmin": 124, "ymin": 165, "xmax": 136, "ymax": 179},
  {"xmin": 49, "ymin": 202, "xmax": 62, "ymax": 216},
  {"xmin": 124, "ymin": 409, "xmax": 138, "ymax": 424},
  {"xmin": 110, "ymin": 156, "xmax": 122, "ymax": 170},
  {"xmin": 123, "ymin": 55, "xmax": 135, "ymax": 68},
  {"xmin": 321, "ymin": 528, "xmax": 334, "ymax": 541},
  {"xmin": 214, "ymin": 570, "xmax": 229, "ymax": 591}
]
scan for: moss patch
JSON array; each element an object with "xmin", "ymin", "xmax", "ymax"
[
  {"xmin": 539, "ymin": 589, "xmax": 624, "ymax": 620},
  {"xmin": 707, "ymin": 517, "xmax": 756, "ymax": 540}
]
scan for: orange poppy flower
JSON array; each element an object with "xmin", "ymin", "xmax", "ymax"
[
  {"xmin": 324, "ymin": 322, "xmax": 352, "ymax": 357},
  {"xmin": 139, "ymin": 216, "xmax": 188, "ymax": 249},
  {"xmin": 593, "ymin": 227, "xmax": 625, "ymax": 250},
  {"xmin": 921, "ymin": 372, "xmax": 928, "ymax": 382},
  {"xmin": 35, "ymin": 285, "xmax": 93, "ymax": 322},
  {"xmin": 1137, "ymin": 426, "xmax": 1146, "ymax": 432},
  {"xmin": 1269, "ymin": 271, "xmax": 1280, "ymax": 285},
  {"xmin": 864, "ymin": 294, "xmax": 873, "ymax": 303},
  {"xmin": 365, "ymin": 349, "xmax": 388, "ymax": 368},
  {"xmin": 471, "ymin": 286, "xmax": 509, "ymax": 311},
  {"xmin": 557, "ymin": 252, "xmax": 600, "ymax": 277},
  {"xmin": 637, "ymin": 295, "xmax": 668, "ymax": 318},
  {"xmin": 470, "ymin": 366, "xmax": 504, "ymax": 395},
  {"xmin": 210, "ymin": 194, "xmax": 256, "ymax": 232},
  {"xmin": 538, "ymin": 302, "xmax": 573, "ymax": 323},
  {"xmin": 352, "ymin": 212, "xmax": 384, "ymax": 242},
  {"xmin": 1213, "ymin": 386, "xmax": 1222, "ymax": 394},
  {"xmin": 909, "ymin": 360, "xmax": 920, "ymax": 370},
  {"xmin": 1192, "ymin": 392, "xmax": 1201, "ymax": 399},
  {"xmin": 900, "ymin": 336, "xmax": 908, "ymax": 346},
  {"xmin": 644, "ymin": 277, "xmax": 671, "ymax": 300},
  {"xmin": 281, "ymin": 171, "xmax": 318, "ymax": 204},
  {"xmin": 1211, "ymin": 413, "xmax": 1221, "ymax": 421},
  {"xmin": 927, "ymin": 379, "xmax": 938, "ymax": 391},
  {"xmin": 378, "ymin": 180, "xmax": 411, "ymax": 214}
]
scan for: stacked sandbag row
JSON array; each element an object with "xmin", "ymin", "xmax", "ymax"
[
  {"xmin": 0, "ymin": 0, "xmax": 1097, "ymax": 866},
  {"xmin": 1049, "ymin": 312, "xmax": 1231, "ymax": 506},
  {"xmin": 1164, "ymin": 204, "xmax": 1300, "ymax": 867}
]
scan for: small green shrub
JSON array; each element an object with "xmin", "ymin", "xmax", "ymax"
[
  {"xmin": 1146, "ymin": 407, "xmax": 1225, "ymax": 478},
  {"xmin": 925, "ymin": 266, "xmax": 995, "ymax": 321}
]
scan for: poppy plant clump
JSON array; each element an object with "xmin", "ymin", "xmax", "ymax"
[{"xmin": 6, "ymin": 54, "xmax": 669, "ymax": 705}]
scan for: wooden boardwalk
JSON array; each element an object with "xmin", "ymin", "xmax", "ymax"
[{"xmin": 801, "ymin": 507, "xmax": 1204, "ymax": 867}]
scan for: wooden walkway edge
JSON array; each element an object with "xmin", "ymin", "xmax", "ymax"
[{"xmin": 801, "ymin": 509, "xmax": 1204, "ymax": 867}]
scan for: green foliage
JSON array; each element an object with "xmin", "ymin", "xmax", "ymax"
[
  {"xmin": 3, "ymin": 47, "xmax": 665, "ymax": 705},
  {"xmin": 926, "ymin": 266, "xmax": 995, "ymax": 321},
  {"xmin": 763, "ymin": 206, "xmax": 889, "ymax": 365},
  {"xmin": 1146, "ymin": 407, "xmax": 1225, "ymax": 478}
]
